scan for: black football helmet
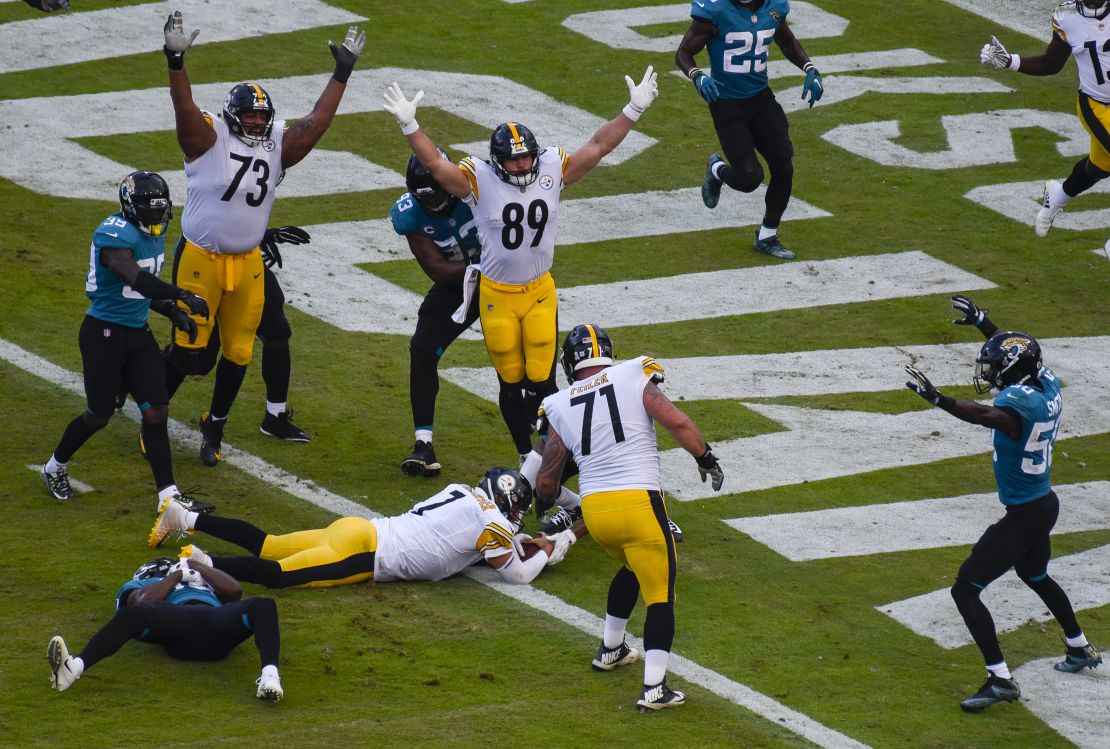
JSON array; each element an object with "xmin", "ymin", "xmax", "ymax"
[
  {"xmin": 475, "ymin": 467, "xmax": 533, "ymax": 527},
  {"xmin": 561, "ymin": 323, "xmax": 615, "ymax": 381},
  {"xmin": 406, "ymin": 148, "xmax": 458, "ymax": 217},
  {"xmin": 974, "ymin": 331, "xmax": 1043, "ymax": 394},
  {"xmin": 223, "ymin": 83, "xmax": 275, "ymax": 146},
  {"xmin": 133, "ymin": 557, "xmax": 176, "ymax": 581},
  {"xmin": 119, "ymin": 171, "xmax": 172, "ymax": 237},
  {"xmin": 489, "ymin": 122, "xmax": 540, "ymax": 187},
  {"xmin": 1079, "ymin": 0, "xmax": 1110, "ymax": 20}
]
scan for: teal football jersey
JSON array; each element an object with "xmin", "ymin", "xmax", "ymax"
[
  {"xmin": 691, "ymin": 0, "xmax": 790, "ymax": 99},
  {"xmin": 991, "ymin": 368, "xmax": 1062, "ymax": 506},
  {"xmin": 84, "ymin": 212, "xmax": 165, "ymax": 328},
  {"xmin": 116, "ymin": 576, "xmax": 222, "ymax": 619},
  {"xmin": 390, "ymin": 193, "xmax": 481, "ymax": 264}
]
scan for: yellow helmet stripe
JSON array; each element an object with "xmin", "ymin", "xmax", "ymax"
[
  {"xmin": 585, "ymin": 324, "xmax": 600, "ymax": 360},
  {"xmin": 250, "ymin": 83, "xmax": 266, "ymax": 105}
]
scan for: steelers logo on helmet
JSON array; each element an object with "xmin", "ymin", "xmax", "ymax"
[
  {"xmin": 490, "ymin": 122, "xmax": 540, "ymax": 188},
  {"xmin": 223, "ymin": 82, "xmax": 275, "ymax": 147},
  {"xmin": 119, "ymin": 170, "xmax": 172, "ymax": 237},
  {"xmin": 560, "ymin": 323, "xmax": 615, "ymax": 381},
  {"xmin": 1079, "ymin": 0, "xmax": 1110, "ymax": 20},
  {"xmin": 475, "ymin": 467, "xmax": 533, "ymax": 529}
]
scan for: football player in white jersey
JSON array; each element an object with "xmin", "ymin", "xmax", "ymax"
[
  {"xmin": 148, "ymin": 468, "xmax": 563, "ymax": 588},
  {"xmin": 159, "ymin": 11, "xmax": 364, "ymax": 466},
  {"xmin": 382, "ymin": 69, "xmax": 659, "ymax": 463},
  {"xmin": 534, "ymin": 324, "xmax": 724, "ymax": 712},
  {"xmin": 980, "ymin": 0, "xmax": 1110, "ymax": 236}
]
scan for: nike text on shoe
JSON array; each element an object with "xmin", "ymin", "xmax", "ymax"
[
  {"xmin": 753, "ymin": 232, "xmax": 796, "ymax": 260},
  {"xmin": 1034, "ymin": 179, "xmax": 1064, "ymax": 237},
  {"xmin": 540, "ymin": 506, "xmax": 582, "ymax": 535},
  {"xmin": 959, "ymin": 675, "xmax": 1021, "ymax": 713},
  {"xmin": 48, "ymin": 636, "xmax": 79, "ymax": 691},
  {"xmin": 637, "ymin": 681, "xmax": 686, "ymax": 712},
  {"xmin": 41, "ymin": 465, "xmax": 76, "ymax": 500},
  {"xmin": 1054, "ymin": 642, "xmax": 1103, "ymax": 673},
  {"xmin": 149, "ymin": 498, "xmax": 191, "ymax": 548},
  {"xmin": 591, "ymin": 640, "xmax": 640, "ymax": 672},
  {"xmin": 198, "ymin": 411, "xmax": 224, "ymax": 467},
  {"xmin": 180, "ymin": 544, "xmax": 213, "ymax": 567},
  {"xmin": 400, "ymin": 440, "xmax": 441, "ymax": 477},
  {"xmin": 701, "ymin": 153, "xmax": 724, "ymax": 209},
  {"xmin": 260, "ymin": 408, "xmax": 310, "ymax": 442},
  {"xmin": 256, "ymin": 673, "xmax": 284, "ymax": 702}
]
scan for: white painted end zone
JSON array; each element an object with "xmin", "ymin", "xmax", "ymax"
[
  {"xmin": 879, "ymin": 543, "xmax": 1110, "ymax": 648},
  {"xmin": 664, "ymin": 49, "xmax": 945, "ymax": 82},
  {"xmin": 966, "ymin": 179, "xmax": 1110, "ymax": 233},
  {"xmin": 1014, "ymin": 656, "xmax": 1110, "ymax": 749},
  {"xmin": 776, "ymin": 76, "xmax": 1011, "ymax": 115},
  {"xmin": 26, "ymin": 464, "xmax": 93, "ymax": 494},
  {"xmin": 727, "ymin": 482, "xmax": 1110, "ymax": 561},
  {"xmin": 942, "ymin": 0, "xmax": 1058, "ymax": 42},
  {"xmin": 0, "ymin": 336, "xmax": 867, "ymax": 749},
  {"xmin": 0, "ymin": 0, "xmax": 364, "ymax": 75}
]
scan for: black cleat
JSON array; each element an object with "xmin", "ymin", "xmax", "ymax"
[
  {"xmin": 701, "ymin": 153, "xmax": 724, "ymax": 209},
  {"xmin": 540, "ymin": 506, "xmax": 582, "ymax": 535},
  {"xmin": 400, "ymin": 440, "xmax": 441, "ymax": 477},
  {"xmin": 41, "ymin": 465, "xmax": 77, "ymax": 500},
  {"xmin": 260, "ymin": 408, "xmax": 311, "ymax": 442},
  {"xmin": 1054, "ymin": 642, "xmax": 1103, "ymax": 673},
  {"xmin": 591, "ymin": 640, "xmax": 640, "ymax": 672},
  {"xmin": 637, "ymin": 681, "xmax": 686, "ymax": 712},
  {"xmin": 959, "ymin": 675, "xmax": 1020, "ymax": 713},
  {"xmin": 198, "ymin": 411, "xmax": 224, "ymax": 467},
  {"xmin": 174, "ymin": 488, "xmax": 215, "ymax": 514},
  {"xmin": 753, "ymin": 232, "xmax": 796, "ymax": 260}
]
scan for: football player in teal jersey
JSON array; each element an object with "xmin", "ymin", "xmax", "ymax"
[
  {"xmin": 676, "ymin": 0, "xmax": 823, "ymax": 260},
  {"xmin": 47, "ymin": 556, "xmax": 284, "ymax": 701},
  {"xmin": 905, "ymin": 297, "xmax": 1102, "ymax": 713},
  {"xmin": 40, "ymin": 172, "xmax": 212, "ymax": 515},
  {"xmin": 392, "ymin": 150, "xmax": 482, "ymax": 477}
]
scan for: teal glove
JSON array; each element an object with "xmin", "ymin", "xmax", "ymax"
[
  {"xmin": 694, "ymin": 72, "xmax": 720, "ymax": 103},
  {"xmin": 802, "ymin": 63, "xmax": 823, "ymax": 107}
]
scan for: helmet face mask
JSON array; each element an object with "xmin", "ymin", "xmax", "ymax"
[
  {"xmin": 475, "ymin": 467, "xmax": 532, "ymax": 530},
  {"xmin": 133, "ymin": 557, "xmax": 176, "ymax": 581},
  {"xmin": 223, "ymin": 83, "xmax": 275, "ymax": 146},
  {"xmin": 560, "ymin": 323, "xmax": 615, "ymax": 381},
  {"xmin": 1079, "ymin": 0, "xmax": 1110, "ymax": 20},
  {"xmin": 489, "ymin": 122, "xmax": 540, "ymax": 188},
  {"xmin": 119, "ymin": 171, "xmax": 172, "ymax": 236},
  {"xmin": 973, "ymin": 331, "xmax": 1043, "ymax": 394},
  {"xmin": 405, "ymin": 149, "xmax": 458, "ymax": 217}
]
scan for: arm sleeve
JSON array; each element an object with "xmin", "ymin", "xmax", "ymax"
[{"xmin": 493, "ymin": 548, "xmax": 549, "ymax": 584}]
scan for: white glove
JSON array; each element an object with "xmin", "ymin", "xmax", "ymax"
[
  {"xmin": 979, "ymin": 35, "xmax": 1013, "ymax": 70},
  {"xmin": 172, "ymin": 559, "xmax": 203, "ymax": 587},
  {"xmin": 164, "ymin": 11, "xmax": 200, "ymax": 54},
  {"xmin": 383, "ymin": 83, "xmax": 425, "ymax": 134},
  {"xmin": 511, "ymin": 532, "xmax": 532, "ymax": 559},
  {"xmin": 623, "ymin": 65, "xmax": 659, "ymax": 121},
  {"xmin": 545, "ymin": 528, "xmax": 577, "ymax": 566}
]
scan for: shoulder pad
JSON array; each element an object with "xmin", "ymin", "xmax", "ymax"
[
  {"xmin": 200, "ymin": 110, "xmax": 216, "ymax": 128},
  {"xmin": 641, "ymin": 356, "xmax": 665, "ymax": 384}
]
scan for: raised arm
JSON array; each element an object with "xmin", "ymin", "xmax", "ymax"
[
  {"xmin": 382, "ymin": 84, "xmax": 473, "ymax": 198},
  {"xmin": 980, "ymin": 32, "xmax": 1070, "ymax": 76},
  {"xmin": 905, "ymin": 366, "xmax": 1022, "ymax": 439},
  {"xmin": 282, "ymin": 26, "xmax": 366, "ymax": 169},
  {"xmin": 163, "ymin": 12, "xmax": 215, "ymax": 162},
  {"xmin": 563, "ymin": 66, "xmax": 658, "ymax": 185}
]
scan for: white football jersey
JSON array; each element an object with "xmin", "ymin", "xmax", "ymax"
[
  {"xmin": 370, "ymin": 483, "xmax": 516, "ymax": 582},
  {"xmin": 541, "ymin": 357, "xmax": 665, "ymax": 496},
  {"xmin": 180, "ymin": 113, "xmax": 285, "ymax": 254},
  {"xmin": 1054, "ymin": 2, "xmax": 1110, "ymax": 102},
  {"xmin": 457, "ymin": 147, "xmax": 568, "ymax": 284}
]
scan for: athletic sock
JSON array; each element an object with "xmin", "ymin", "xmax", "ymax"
[
  {"xmin": 265, "ymin": 401, "xmax": 286, "ymax": 418},
  {"xmin": 415, "ymin": 429, "xmax": 433, "ymax": 444},
  {"xmin": 603, "ymin": 614, "xmax": 629, "ymax": 650},
  {"xmin": 158, "ymin": 485, "xmax": 179, "ymax": 502},
  {"xmin": 45, "ymin": 455, "xmax": 64, "ymax": 474},
  {"xmin": 757, "ymin": 224, "xmax": 778, "ymax": 241},
  {"xmin": 1065, "ymin": 632, "xmax": 1090, "ymax": 648},
  {"xmin": 986, "ymin": 661, "xmax": 1011, "ymax": 680},
  {"xmin": 643, "ymin": 649, "xmax": 669, "ymax": 686},
  {"xmin": 711, "ymin": 161, "xmax": 726, "ymax": 180}
]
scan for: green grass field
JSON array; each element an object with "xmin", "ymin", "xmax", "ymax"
[{"xmin": 1, "ymin": 1, "xmax": 1108, "ymax": 747}]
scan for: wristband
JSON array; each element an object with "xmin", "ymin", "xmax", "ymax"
[
  {"xmin": 400, "ymin": 119, "xmax": 420, "ymax": 136},
  {"xmin": 1008, "ymin": 53, "xmax": 1021, "ymax": 72},
  {"xmin": 803, "ymin": 61, "xmax": 818, "ymax": 73},
  {"xmin": 163, "ymin": 46, "xmax": 185, "ymax": 71},
  {"xmin": 622, "ymin": 103, "xmax": 643, "ymax": 122},
  {"xmin": 686, "ymin": 67, "xmax": 703, "ymax": 81},
  {"xmin": 695, "ymin": 445, "xmax": 717, "ymax": 469}
]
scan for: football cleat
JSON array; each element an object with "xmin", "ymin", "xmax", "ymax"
[
  {"xmin": 180, "ymin": 544, "xmax": 213, "ymax": 567},
  {"xmin": 591, "ymin": 640, "xmax": 640, "ymax": 672},
  {"xmin": 539, "ymin": 506, "xmax": 582, "ymax": 535},
  {"xmin": 1034, "ymin": 179, "xmax": 1065, "ymax": 237},
  {"xmin": 48, "ymin": 636, "xmax": 80, "ymax": 691},
  {"xmin": 198, "ymin": 411, "xmax": 225, "ymax": 467},
  {"xmin": 149, "ymin": 498, "xmax": 192, "ymax": 549},
  {"xmin": 702, "ymin": 153, "xmax": 724, "ymax": 209},
  {"xmin": 959, "ymin": 675, "xmax": 1021, "ymax": 713},
  {"xmin": 255, "ymin": 673, "xmax": 284, "ymax": 702},
  {"xmin": 667, "ymin": 517, "xmax": 684, "ymax": 543},
  {"xmin": 637, "ymin": 681, "xmax": 686, "ymax": 712},
  {"xmin": 41, "ymin": 465, "xmax": 77, "ymax": 500},
  {"xmin": 753, "ymin": 232, "xmax": 796, "ymax": 260},
  {"xmin": 1054, "ymin": 642, "xmax": 1103, "ymax": 673},
  {"xmin": 260, "ymin": 408, "xmax": 311, "ymax": 442},
  {"xmin": 400, "ymin": 440, "xmax": 441, "ymax": 477},
  {"xmin": 173, "ymin": 489, "xmax": 215, "ymax": 515}
]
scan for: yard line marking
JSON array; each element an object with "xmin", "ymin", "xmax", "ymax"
[{"xmin": 1013, "ymin": 656, "xmax": 1110, "ymax": 749}]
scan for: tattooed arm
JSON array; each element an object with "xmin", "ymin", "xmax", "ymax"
[{"xmin": 535, "ymin": 426, "xmax": 570, "ymax": 507}]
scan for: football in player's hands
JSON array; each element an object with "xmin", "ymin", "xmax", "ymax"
[{"xmin": 521, "ymin": 534, "xmax": 553, "ymax": 560}]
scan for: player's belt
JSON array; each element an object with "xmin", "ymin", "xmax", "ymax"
[
  {"xmin": 182, "ymin": 240, "xmax": 260, "ymax": 292},
  {"xmin": 480, "ymin": 271, "xmax": 552, "ymax": 293}
]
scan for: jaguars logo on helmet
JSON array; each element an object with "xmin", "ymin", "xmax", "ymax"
[
  {"xmin": 406, "ymin": 147, "xmax": 458, "ymax": 217},
  {"xmin": 475, "ymin": 467, "xmax": 533, "ymax": 526},
  {"xmin": 119, "ymin": 171, "xmax": 172, "ymax": 237},
  {"xmin": 223, "ymin": 83, "xmax": 275, "ymax": 146},
  {"xmin": 561, "ymin": 323, "xmax": 615, "ymax": 381},
  {"xmin": 973, "ymin": 331, "xmax": 1043, "ymax": 394},
  {"xmin": 133, "ymin": 557, "xmax": 176, "ymax": 581},
  {"xmin": 489, "ymin": 122, "xmax": 540, "ymax": 187}
]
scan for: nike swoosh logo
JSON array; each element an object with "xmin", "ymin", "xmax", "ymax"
[
  {"xmin": 254, "ymin": 272, "xmax": 262, "ymax": 279},
  {"xmin": 537, "ymin": 296, "xmax": 549, "ymax": 303},
  {"xmin": 106, "ymin": 231, "xmax": 119, "ymax": 237}
]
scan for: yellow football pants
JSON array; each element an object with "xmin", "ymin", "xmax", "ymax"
[
  {"xmin": 259, "ymin": 516, "xmax": 378, "ymax": 588},
  {"xmin": 478, "ymin": 271, "xmax": 557, "ymax": 384},
  {"xmin": 581, "ymin": 489, "xmax": 676, "ymax": 606},
  {"xmin": 1078, "ymin": 92, "xmax": 1110, "ymax": 172}
]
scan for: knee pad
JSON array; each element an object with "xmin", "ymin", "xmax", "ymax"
[{"xmin": 166, "ymin": 342, "xmax": 218, "ymax": 376}]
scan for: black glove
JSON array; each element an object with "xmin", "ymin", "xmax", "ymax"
[
  {"xmin": 951, "ymin": 295, "xmax": 988, "ymax": 327},
  {"xmin": 177, "ymin": 289, "xmax": 209, "ymax": 319},
  {"xmin": 695, "ymin": 445, "xmax": 724, "ymax": 491},
  {"xmin": 328, "ymin": 26, "xmax": 366, "ymax": 84},
  {"xmin": 166, "ymin": 305, "xmax": 198, "ymax": 344},
  {"xmin": 260, "ymin": 226, "xmax": 311, "ymax": 269},
  {"xmin": 905, "ymin": 365, "xmax": 941, "ymax": 405}
]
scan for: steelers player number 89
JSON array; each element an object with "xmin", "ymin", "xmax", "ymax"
[{"xmin": 501, "ymin": 199, "xmax": 549, "ymax": 250}]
